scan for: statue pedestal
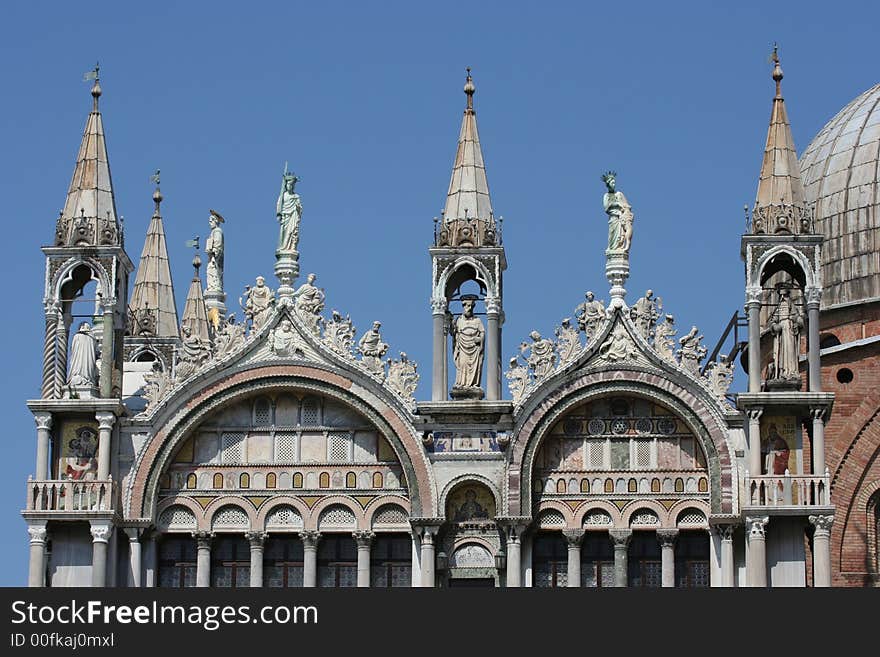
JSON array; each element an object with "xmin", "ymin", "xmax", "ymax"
[
  {"xmin": 67, "ymin": 384, "xmax": 99, "ymax": 400},
  {"xmin": 765, "ymin": 376, "xmax": 802, "ymax": 392},
  {"xmin": 605, "ymin": 251, "xmax": 630, "ymax": 308},
  {"xmin": 204, "ymin": 291, "xmax": 227, "ymax": 332},
  {"xmin": 275, "ymin": 250, "xmax": 300, "ymax": 299},
  {"xmin": 450, "ymin": 386, "xmax": 485, "ymax": 401}
]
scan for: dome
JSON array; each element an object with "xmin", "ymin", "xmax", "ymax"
[{"xmin": 799, "ymin": 83, "xmax": 880, "ymax": 307}]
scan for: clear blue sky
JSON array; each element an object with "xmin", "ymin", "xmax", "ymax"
[{"xmin": 0, "ymin": 1, "xmax": 877, "ymax": 585}]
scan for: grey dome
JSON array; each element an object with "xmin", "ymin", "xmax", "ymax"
[{"xmin": 800, "ymin": 83, "xmax": 880, "ymax": 307}]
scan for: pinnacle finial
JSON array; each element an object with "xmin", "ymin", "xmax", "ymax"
[
  {"xmin": 86, "ymin": 61, "xmax": 102, "ymax": 110},
  {"xmin": 150, "ymin": 169, "xmax": 162, "ymax": 213},
  {"xmin": 464, "ymin": 67, "xmax": 475, "ymax": 111},
  {"xmin": 771, "ymin": 43, "xmax": 783, "ymax": 97}
]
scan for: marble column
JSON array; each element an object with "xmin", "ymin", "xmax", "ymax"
[
  {"xmin": 123, "ymin": 528, "xmax": 142, "ymax": 587},
  {"xmin": 746, "ymin": 290, "xmax": 761, "ymax": 393},
  {"xmin": 27, "ymin": 522, "xmax": 48, "ymax": 587},
  {"xmin": 143, "ymin": 534, "xmax": 157, "ymax": 587},
  {"xmin": 747, "ymin": 408, "xmax": 763, "ymax": 482},
  {"xmin": 609, "ymin": 530, "xmax": 632, "ymax": 588},
  {"xmin": 95, "ymin": 411, "xmax": 116, "ymax": 481},
  {"xmin": 811, "ymin": 407, "xmax": 827, "ymax": 477},
  {"xmin": 410, "ymin": 531, "xmax": 421, "ymax": 588},
  {"xmin": 713, "ymin": 524, "xmax": 735, "ymax": 587},
  {"xmin": 485, "ymin": 297, "xmax": 502, "ymax": 401},
  {"xmin": 745, "ymin": 516, "xmax": 768, "ymax": 588},
  {"xmin": 246, "ymin": 531, "xmax": 266, "ymax": 588},
  {"xmin": 563, "ymin": 529, "xmax": 583, "ymax": 587},
  {"xmin": 353, "ymin": 530, "xmax": 374, "ymax": 588},
  {"xmin": 99, "ymin": 306, "xmax": 115, "ymax": 399},
  {"xmin": 194, "ymin": 531, "xmax": 213, "ymax": 588},
  {"xmin": 504, "ymin": 525, "xmax": 524, "ymax": 588},
  {"xmin": 301, "ymin": 531, "xmax": 321, "ymax": 588},
  {"xmin": 657, "ymin": 529, "xmax": 678, "ymax": 588},
  {"xmin": 33, "ymin": 412, "xmax": 52, "ymax": 481},
  {"xmin": 809, "ymin": 515, "xmax": 834, "ymax": 588},
  {"xmin": 90, "ymin": 522, "xmax": 112, "ymax": 587},
  {"xmin": 431, "ymin": 299, "xmax": 447, "ymax": 401},
  {"xmin": 419, "ymin": 527, "xmax": 438, "ymax": 588},
  {"xmin": 806, "ymin": 288, "xmax": 822, "ymax": 392}
]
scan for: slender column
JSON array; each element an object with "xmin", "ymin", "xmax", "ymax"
[
  {"xmin": 431, "ymin": 299, "xmax": 447, "ymax": 401},
  {"xmin": 41, "ymin": 301, "xmax": 60, "ymax": 399},
  {"xmin": 95, "ymin": 412, "xmax": 115, "ymax": 481},
  {"xmin": 33, "ymin": 412, "xmax": 52, "ymax": 481},
  {"xmin": 806, "ymin": 288, "xmax": 822, "ymax": 392},
  {"xmin": 713, "ymin": 524, "xmax": 735, "ymax": 587},
  {"xmin": 563, "ymin": 529, "xmax": 583, "ymax": 587},
  {"xmin": 745, "ymin": 516, "xmax": 769, "ymax": 588},
  {"xmin": 90, "ymin": 522, "xmax": 112, "ymax": 587},
  {"xmin": 99, "ymin": 306, "xmax": 115, "ymax": 398},
  {"xmin": 485, "ymin": 297, "xmax": 501, "ymax": 400},
  {"xmin": 609, "ymin": 530, "xmax": 632, "ymax": 588},
  {"xmin": 353, "ymin": 530, "xmax": 374, "ymax": 588},
  {"xmin": 746, "ymin": 290, "xmax": 762, "ymax": 393},
  {"xmin": 194, "ymin": 531, "xmax": 213, "ymax": 587},
  {"xmin": 27, "ymin": 522, "xmax": 48, "ymax": 587},
  {"xmin": 419, "ymin": 527, "xmax": 438, "ymax": 587},
  {"xmin": 504, "ymin": 525, "xmax": 524, "ymax": 588},
  {"xmin": 657, "ymin": 529, "xmax": 678, "ymax": 588},
  {"xmin": 300, "ymin": 531, "xmax": 321, "ymax": 588},
  {"xmin": 410, "ymin": 531, "xmax": 421, "ymax": 588},
  {"xmin": 123, "ymin": 528, "xmax": 142, "ymax": 587},
  {"xmin": 144, "ymin": 534, "xmax": 157, "ymax": 587},
  {"xmin": 809, "ymin": 515, "xmax": 834, "ymax": 588},
  {"xmin": 246, "ymin": 531, "xmax": 266, "ymax": 588},
  {"xmin": 747, "ymin": 408, "xmax": 763, "ymax": 480},
  {"xmin": 810, "ymin": 407, "xmax": 827, "ymax": 476},
  {"xmin": 54, "ymin": 312, "xmax": 68, "ymax": 399}
]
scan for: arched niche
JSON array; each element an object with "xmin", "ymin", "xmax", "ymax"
[{"xmin": 444, "ymin": 481, "xmax": 497, "ymax": 524}]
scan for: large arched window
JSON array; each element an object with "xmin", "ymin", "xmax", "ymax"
[
  {"xmin": 157, "ymin": 536, "xmax": 196, "ymax": 588},
  {"xmin": 210, "ymin": 535, "xmax": 250, "ymax": 587},
  {"xmin": 532, "ymin": 532, "xmax": 567, "ymax": 588},
  {"xmin": 370, "ymin": 535, "xmax": 412, "ymax": 588}
]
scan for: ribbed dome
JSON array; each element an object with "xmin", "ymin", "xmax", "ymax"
[{"xmin": 800, "ymin": 83, "xmax": 880, "ymax": 307}]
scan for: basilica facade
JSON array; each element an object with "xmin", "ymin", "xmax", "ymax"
[{"xmin": 21, "ymin": 57, "xmax": 880, "ymax": 588}]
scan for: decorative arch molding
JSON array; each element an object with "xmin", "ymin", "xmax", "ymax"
[
  {"xmin": 572, "ymin": 500, "xmax": 623, "ymax": 528},
  {"xmin": 438, "ymin": 473, "xmax": 504, "ymax": 519},
  {"xmin": 126, "ymin": 364, "xmax": 435, "ymax": 521},
  {"xmin": 364, "ymin": 495, "xmax": 412, "ymax": 526},
  {"xmin": 449, "ymin": 538, "xmax": 498, "ymax": 561},
  {"xmin": 156, "ymin": 497, "xmax": 205, "ymax": 531},
  {"xmin": 508, "ymin": 373, "xmax": 737, "ymax": 518},
  {"xmin": 50, "ymin": 256, "xmax": 114, "ymax": 306},
  {"xmin": 309, "ymin": 495, "xmax": 366, "ymax": 531},
  {"xmin": 434, "ymin": 255, "xmax": 497, "ymax": 301},
  {"xmin": 126, "ymin": 346, "xmax": 170, "ymax": 370},
  {"xmin": 749, "ymin": 243, "xmax": 819, "ymax": 290},
  {"xmin": 667, "ymin": 499, "xmax": 711, "ymax": 526},
  {"xmin": 203, "ymin": 496, "xmax": 256, "ymax": 531},
  {"xmin": 534, "ymin": 500, "xmax": 576, "ymax": 527},
  {"xmin": 255, "ymin": 496, "xmax": 312, "ymax": 530},
  {"xmin": 620, "ymin": 499, "xmax": 672, "ymax": 528}
]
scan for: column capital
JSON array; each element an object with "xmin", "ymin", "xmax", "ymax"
[
  {"xmin": 28, "ymin": 523, "xmax": 48, "ymax": 544},
  {"xmin": 805, "ymin": 286, "xmax": 822, "ymax": 308},
  {"xmin": 808, "ymin": 514, "xmax": 834, "ymax": 535},
  {"xmin": 485, "ymin": 296, "xmax": 502, "ymax": 316},
  {"xmin": 299, "ymin": 530, "xmax": 321, "ymax": 548},
  {"xmin": 810, "ymin": 406, "xmax": 828, "ymax": 422},
  {"xmin": 33, "ymin": 412, "xmax": 53, "ymax": 431},
  {"xmin": 245, "ymin": 531, "xmax": 267, "ymax": 547},
  {"xmin": 562, "ymin": 529, "xmax": 584, "ymax": 547},
  {"xmin": 711, "ymin": 523, "xmax": 736, "ymax": 541},
  {"xmin": 95, "ymin": 412, "xmax": 116, "ymax": 430},
  {"xmin": 90, "ymin": 522, "xmax": 113, "ymax": 543},
  {"xmin": 745, "ymin": 515, "xmax": 769, "ymax": 539},
  {"xmin": 746, "ymin": 407, "xmax": 763, "ymax": 422},
  {"xmin": 609, "ymin": 529, "xmax": 633, "ymax": 547},
  {"xmin": 353, "ymin": 530, "xmax": 375, "ymax": 547},
  {"xmin": 498, "ymin": 517, "xmax": 530, "ymax": 542},
  {"xmin": 745, "ymin": 286, "xmax": 762, "ymax": 307},
  {"xmin": 430, "ymin": 297, "xmax": 448, "ymax": 315},
  {"xmin": 192, "ymin": 531, "xmax": 214, "ymax": 549},
  {"xmin": 121, "ymin": 527, "xmax": 143, "ymax": 542},
  {"xmin": 656, "ymin": 529, "xmax": 678, "ymax": 546}
]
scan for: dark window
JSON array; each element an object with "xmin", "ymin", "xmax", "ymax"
[
  {"xmin": 317, "ymin": 535, "xmax": 357, "ymax": 587},
  {"xmin": 533, "ymin": 532, "xmax": 568, "ymax": 588},
  {"xmin": 211, "ymin": 536, "xmax": 250, "ymax": 588},
  {"xmin": 158, "ymin": 536, "xmax": 196, "ymax": 588},
  {"xmin": 264, "ymin": 536, "xmax": 304, "ymax": 587},
  {"xmin": 581, "ymin": 532, "xmax": 615, "ymax": 587},
  {"xmin": 370, "ymin": 535, "xmax": 412, "ymax": 588},
  {"xmin": 819, "ymin": 334, "xmax": 841, "ymax": 349},
  {"xmin": 836, "ymin": 368, "xmax": 854, "ymax": 384},
  {"xmin": 628, "ymin": 532, "xmax": 661, "ymax": 587},
  {"xmin": 675, "ymin": 531, "xmax": 710, "ymax": 588}
]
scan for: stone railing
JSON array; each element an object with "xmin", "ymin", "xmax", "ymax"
[
  {"xmin": 745, "ymin": 470, "xmax": 830, "ymax": 507},
  {"xmin": 535, "ymin": 469, "xmax": 709, "ymax": 497},
  {"xmin": 26, "ymin": 478, "xmax": 116, "ymax": 513}
]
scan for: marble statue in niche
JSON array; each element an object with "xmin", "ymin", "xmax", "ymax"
[
  {"xmin": 67, "ymin": 322, "xmax": 98, "ymax": 389},
  {"xmin": 451, "ymin": 297, "xmax": 485, "ymax": 397},
  {"xmin": 769, "ymin": 286, "xmax": 803, "ymax": 383}
]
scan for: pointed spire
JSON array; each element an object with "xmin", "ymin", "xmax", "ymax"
[
  {"xmin": 129, "ymin": 172, "xmax": 181, "ymax": 337},
  {"xmin": 180, "ymin": 248, "xmax": 211, "ymax": 343},
  {"xmin": 442, "ymin": 67, "xmax": 494, "ymax": 224},
  {"xmin": 55, "ymin": 64, "xmax": 121, "ymax": 246},
  {"xmin": 751, "ymin": 46, "xmax": 811, "ymax": 234}
]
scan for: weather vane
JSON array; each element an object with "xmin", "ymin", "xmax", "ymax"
[
  {"xmin": 83, "ymin": 62, "xmax": 100, "ymax": 82},
  {"xmin": 150, "ymin": 169, "xmax": 161, "ymax": 186}
]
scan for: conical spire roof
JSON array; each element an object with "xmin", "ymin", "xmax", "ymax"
[
  {"xmin": 752, "ymin": 48, "xmax": 810, "ymax": 234},
  {"xmin": 443, "ymin": 68, "xmax": 493, "ymax": 223},
  {"xmin": 55, "ymin": 68, "xmax": 121, "ymax": 246},
  {"xmin": 180, "ymin": 253, "xmax": 211, "ymax": 342},
  {"xmin": 129, "ymin": 180, "xmax": 180, "ymax": 337}
]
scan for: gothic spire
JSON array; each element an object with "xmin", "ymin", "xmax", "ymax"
[
  {"xmin": 129, "ymin": 174, "xmax": 180, "ymax": 337},
  {"xmin": 442, "ymin": 68, "xmax": 494, "ymax": 224},
  {"xmin": 180, "ymin": 251, "xmax": 211, "ymax": 342},
  {"xmin": 751, "ymin": 46, "xmax": 810, "ymax": 235},
  {"xmin": 55, "ymin": 65, "xmax": 121, "ymax": 247}
]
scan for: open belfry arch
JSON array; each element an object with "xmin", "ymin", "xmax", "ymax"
[{"xmin": 32, "ymin": 50, "xmax": 880, "ymax": 588}]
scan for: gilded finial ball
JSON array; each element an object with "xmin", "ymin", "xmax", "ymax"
[
  {"xmin": 772, "ymin": 61, "xmax": 783, "ymax": 83},
  {"xmin": 152, "ymin": 188, "xmax": 163, "ymax": 205},
  {"xmin": 192, "ymin": 253, "xmax": 201, "ymax": 270},
  {"xmin": 464, "ymin": 68, "xmax": 475, "ymax": 96},
  {"xmin": 91, "ymin": 80, "xmax": 102, "ymax": 99}
]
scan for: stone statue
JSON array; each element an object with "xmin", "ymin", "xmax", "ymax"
[
  {"xmin": 67, "ymin": 322, "xmax": 98, "ymax": 388},
  {"xmin": 293, "ymin": 273, "xmax": 325, "ymax": 333},
  {"xmin": 175, "ymin": 326, "xmax": 212, "ymax": 382},
  {"xmin": 630, "ymin": 289, "xmax": 661, "ymax": 341},
  {"xmin": 214, "ymin": 314, "xmax": 246, "ymax": 358},
  {"xmin": 654, "ymin": 313, "xmax": 677, "ymax": 362},
  {"xmin": 240, "ymin": 276, "xmax": 275, "ymax": 332},
  {"xmin": 205, "ymin": 210, "xmax": 225, "ymax": 294},
  {"xmin": 357, "ymin": 321, "xmax": 389, "ymax": 376},
  {"xmin": 142, "ymin": 361, "xmax": 169, "ymax": 410},
  {"xmin": 601, "ymin": 171, "xmax": 633, "ymax": 254},
  {"xmin": 677, "ymin": 326, "xmax": 707, "ymax": 375},
  {"xmin": 269, "ymin": 318, "xmax": 301, "ymax": 357},
  {"xmin": 523, "ymin": 331, "xmax": 556, "ymax": 381},
  {"xmin": 769, "ymin": 287, "xmax": 803, "ymax": 382},
  {"xmin": 705, "ymin": 355, "xmax": 734, "ymax": 399},
  {"xmin": 505, "ymin": 356, "xmax": 529, "ymax": 404},
  {"xmin": 598, "ymin": 323, "xmax": 637, "ymax": 362},
  {"xmin": 276, "ymin": 169, "xmax": 302, "ymax": 253},
  {"xmin": 451, "ymin": 297, "xmax": 485, "ymax": 395},
  {"xmin": 386, "ymin": 352, "xmax": 419, "ymax": 401},
  {"xmin": 555, "ymin": 318, "xmax": 581, "ymax": 366},
  {"xmin": 324, "ymin": 310, "xmax": 356, "ymax": 356},
  {"xmin": 575, "ymin": 291, "xmax": 606, "ymax": 339}
]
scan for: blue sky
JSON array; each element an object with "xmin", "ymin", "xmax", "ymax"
[{"xmin": 0, "ymin": 1, "xmax": 877, "ymax": 585}]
